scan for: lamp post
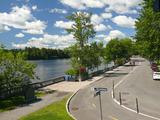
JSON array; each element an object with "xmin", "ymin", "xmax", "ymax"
[{"xmin": 94, "ymin": 87, "xmax": 107, "ymax": 120}]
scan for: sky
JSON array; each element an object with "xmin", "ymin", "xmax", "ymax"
[{"xmin": 0, "ymin": 0, "xmax": 143, "ymax": 49}]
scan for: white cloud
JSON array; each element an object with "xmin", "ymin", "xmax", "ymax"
[
  {"xmin": 104, "ymin": 30, "xmax": 126, "ymax": 42},
  {"xmin": 82, "ymin": 0, "xmax": 105, "ymax": 8},
  {"xmin": 12, "ymin": 34, "xmax": 75, "ymax": 49},
  {"xmin": 112, "ymin": 15, "xmax": 136, "ymax": 28},
  {"xmin": 59, "ymin": 0, "xmax": 142, "ymax": 14},
  {"xmin": 94, "ymin": 24, "xmax": 107, "ymax": 32},
  {"xmin": 59, "ymin": 0, "xmax": 105, "ymax": 10},
  {"xmin": 101, "ymin": 13, "xmax": 112, "ymax": 19},
  {"xmin": 50, "ymin": 8, "xmax": 68, "ymax": 14},
  {"xmin": 91, "ymin": 14, "xmax": 104, "ymax": 25},
  {"xmin": 103, "ymin": 0, "xmax": 142, "ymax": 14},
  {"xmin": 15, "ymin": 33, "xmax": 24, "ymax": 38},
  {"xmin": 0, "ymin": 24, "xmax": 11, "ymax": 32},
  {"xmin": 23, "ymin": 20, "xmax": 46, "ymax": 34},
  {"xmin": 0, "ymin": 5, "xmax": 46, "ymax": 34},
  {"xmin": 32, "ymin": 5, "xmax": 37, "ymax": 11},
  {"xmin": 96, "ymin": 34, "xmax": 105, "ymax": 38},
  {"xmin": 94, "ymin": 24, "xmax": 112, "ymax": 32},
  {"xmin": 54, "ymin": 21, "xmax": 74, "ymax": 29}
]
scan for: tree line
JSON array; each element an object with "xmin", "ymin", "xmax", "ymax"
[{"xmin": 7, "ymin": 47, "xmax": 70, "ymax": 60}]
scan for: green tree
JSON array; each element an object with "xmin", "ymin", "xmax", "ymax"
[
  {"xmin": 0, "ymin": 45, "xmax": 36, "ymax": 97},
  {"xmin": 135, "ymin": 0, "xmax": 160, "ymax": 62},
  {"xmin": 66, "ymin": 12, "xmax": 96, "ymax": 81},
  {"xmin": 104, "ymin": 38, "xmax": 134, "ymax": 66}
]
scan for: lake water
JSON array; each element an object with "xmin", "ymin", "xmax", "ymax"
[
  {"xmin": 30, "ymin": 59, "xmax": 114, "ymax": 82},
  {"xmin": 30, "ymin": 59, "xmax": 70, "ymax": 81}
]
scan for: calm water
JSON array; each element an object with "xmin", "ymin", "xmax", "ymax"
[
  {"xmin": 30, "ymin": 59, "xmax": 70, "ymax": 81},
  {"xmin": 30, "ymin": 59, "xmax": 114, "ymax": 82}
]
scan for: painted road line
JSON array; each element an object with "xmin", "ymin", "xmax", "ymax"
[
  {"xmin": 108, "ymin": 116, "xmax": 119, "ymax": 120},
  {"xmin": 111, "ymin": 65, "xmax": 160, "ymax": 120}
]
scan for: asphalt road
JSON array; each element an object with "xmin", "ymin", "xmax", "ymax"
[{"xmin": 69, "ymin": 58, "xmax": 160, "ymax": 120}]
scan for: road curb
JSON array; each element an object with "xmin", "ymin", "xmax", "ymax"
[
  {"xmin": 66, "ymin": 90, "xmax": 79, "ymax": 120},
  {"xmin": 111, "ymin": 65, "xmax": 160, "ymax": 120},
  {"xmin": 66, "ymin": 76, "xmax": 105, "ymax": 120}
]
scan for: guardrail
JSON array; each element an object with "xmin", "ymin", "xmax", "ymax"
[
  {"xmin": 0, "ymin": 76, "xmax": 65, "ymax": 99},
  {"xmin": 30, "ymin": 76, "xmax": 65, "ymax": 89}
]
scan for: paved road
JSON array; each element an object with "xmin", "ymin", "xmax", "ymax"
[
  {"xmin": 115, "ymin": 60, "xmax": 160, "ymax": 119},
  {"xmin": 69, "ymin": 59, "xmax": 160, "ymax": 120},
  {"xmin": 0, "ymin": 91, "xmax": 69, "ymax": 120}
]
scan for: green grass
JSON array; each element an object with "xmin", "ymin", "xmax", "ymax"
[{"xmin": 19, "ymin": 96, "xmax": 73, "ymax": 120}]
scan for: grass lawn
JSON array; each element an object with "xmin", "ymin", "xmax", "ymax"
[{"xmin": 19, "ymin": 96, "xmax": 73, "ymax": 120}]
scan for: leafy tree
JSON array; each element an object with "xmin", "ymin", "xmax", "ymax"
[
  {"xmin": 66, "ymin": 12, "xmax": 96, "ymax": 49},
  {"xmin": 0, "ymin": 45, "xmax": 36, "ymax": 96},
  {"xmin": 135, "ymin": 0, "xmax": 160, "ymax": 62},
  {"xmin": 66, "ymin": 12, "xmax": 96, "ymax": 81},
  {"xmin": 104, "ymin": 38, "xmax": 134, "ymax": 65}
]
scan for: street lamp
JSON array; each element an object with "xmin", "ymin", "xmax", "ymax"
[{"xmin": 94, "ymin": 87, "xmax": 107, "ymax": 120}]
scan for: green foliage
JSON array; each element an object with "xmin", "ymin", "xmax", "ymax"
[
  {"xmin": 66, "ymin": 12, "xmax": 96, "ymax": 48},
  {"xmin": 9, "ymin": 47, "xmax": 70, "ymax": 60},
  {"xmin": 66, "ymin": 12, "xmax": 101, "ymax": 79},
  {"xmin": 0, "ymin": 46, "xmax": 36, "ymax": 95},
  {"xmin": 65, "ymin": 69, "xmax": 78, "ymax": 76},
  {"xmin": 104, "ymin": 38, "xmax": 134, "ymax": 65},
  {"xmin": 135, "ymin": 0, "xmax": 160, "ymax": 61},
  {"xmin": 19, "ymin": 96, "xmax": 73, "ymax": 120}
]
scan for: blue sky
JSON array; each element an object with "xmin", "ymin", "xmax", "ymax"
[{"xmin": 0, "ymin": 0, "xmax": 142, "ymax": 49}]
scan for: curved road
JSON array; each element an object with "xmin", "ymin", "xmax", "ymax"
[{"xmin": 69, "ymin": 59, "xmax": 160, "ymax": 120}]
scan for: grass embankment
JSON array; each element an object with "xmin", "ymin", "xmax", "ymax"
[{"xmin": 19, "ymin": 96, "xmax": 73, "ymax": 120}]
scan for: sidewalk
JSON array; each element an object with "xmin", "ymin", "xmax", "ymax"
[{"xmin": 43, "ymin": 75, "xmax": 104, "ymax": 92}]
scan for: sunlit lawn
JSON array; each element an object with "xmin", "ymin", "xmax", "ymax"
[{"xmin": 19, "ymin": 96, "xmax": 73, "ymax": 120}]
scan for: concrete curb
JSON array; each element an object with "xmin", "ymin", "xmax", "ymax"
[
  {"xmin": 111, "ymin": 65, "xmax": 160, "ymax": 120},
  {"xmin": 66, "ymin": 90, "xmax": 79, "ymax": 120}
]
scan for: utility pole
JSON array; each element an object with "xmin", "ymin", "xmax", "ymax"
[{"xmin": 94, "ymin": 87, "xmax": 107, "ymax": 120}]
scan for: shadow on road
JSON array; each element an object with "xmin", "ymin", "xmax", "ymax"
[{"xmin": 104, "ymin": 72, "xmax": 128, "ymax": 77}]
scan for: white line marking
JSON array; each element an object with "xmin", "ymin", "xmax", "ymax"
[{"xmin": 111, "ymin": 65, "xmax": 160, "ymax": 120}]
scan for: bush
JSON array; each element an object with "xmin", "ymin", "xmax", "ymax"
[{"xmin": 65, "ymin": 69, "xmax": 78, "ymax": 76}]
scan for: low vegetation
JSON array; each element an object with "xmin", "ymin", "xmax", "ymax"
[{"xmin": 19, "ymin": 96, "xmax": 73, "ymax": 120}]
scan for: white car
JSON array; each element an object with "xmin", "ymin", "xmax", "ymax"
[{"xmin": 153, "ymin": 72, "xmax": 160, "ymax": 80}]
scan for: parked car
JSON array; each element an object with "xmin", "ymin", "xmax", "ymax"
[
  {"xmin": 153, "ymin": 72, "xmax": 160, "ymax": 80},
  {"xmin": 151, "ymin": 63, "xmax": 158, "ymax": 71}
]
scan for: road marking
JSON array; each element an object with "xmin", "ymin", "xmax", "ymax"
[
  {"xmin": 108, "ymin": 116, "xmax": 119, "ymax": 120},
  {"xmin": 111, "ymin": 65, "xmax": 160, "ymax": 120}
]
